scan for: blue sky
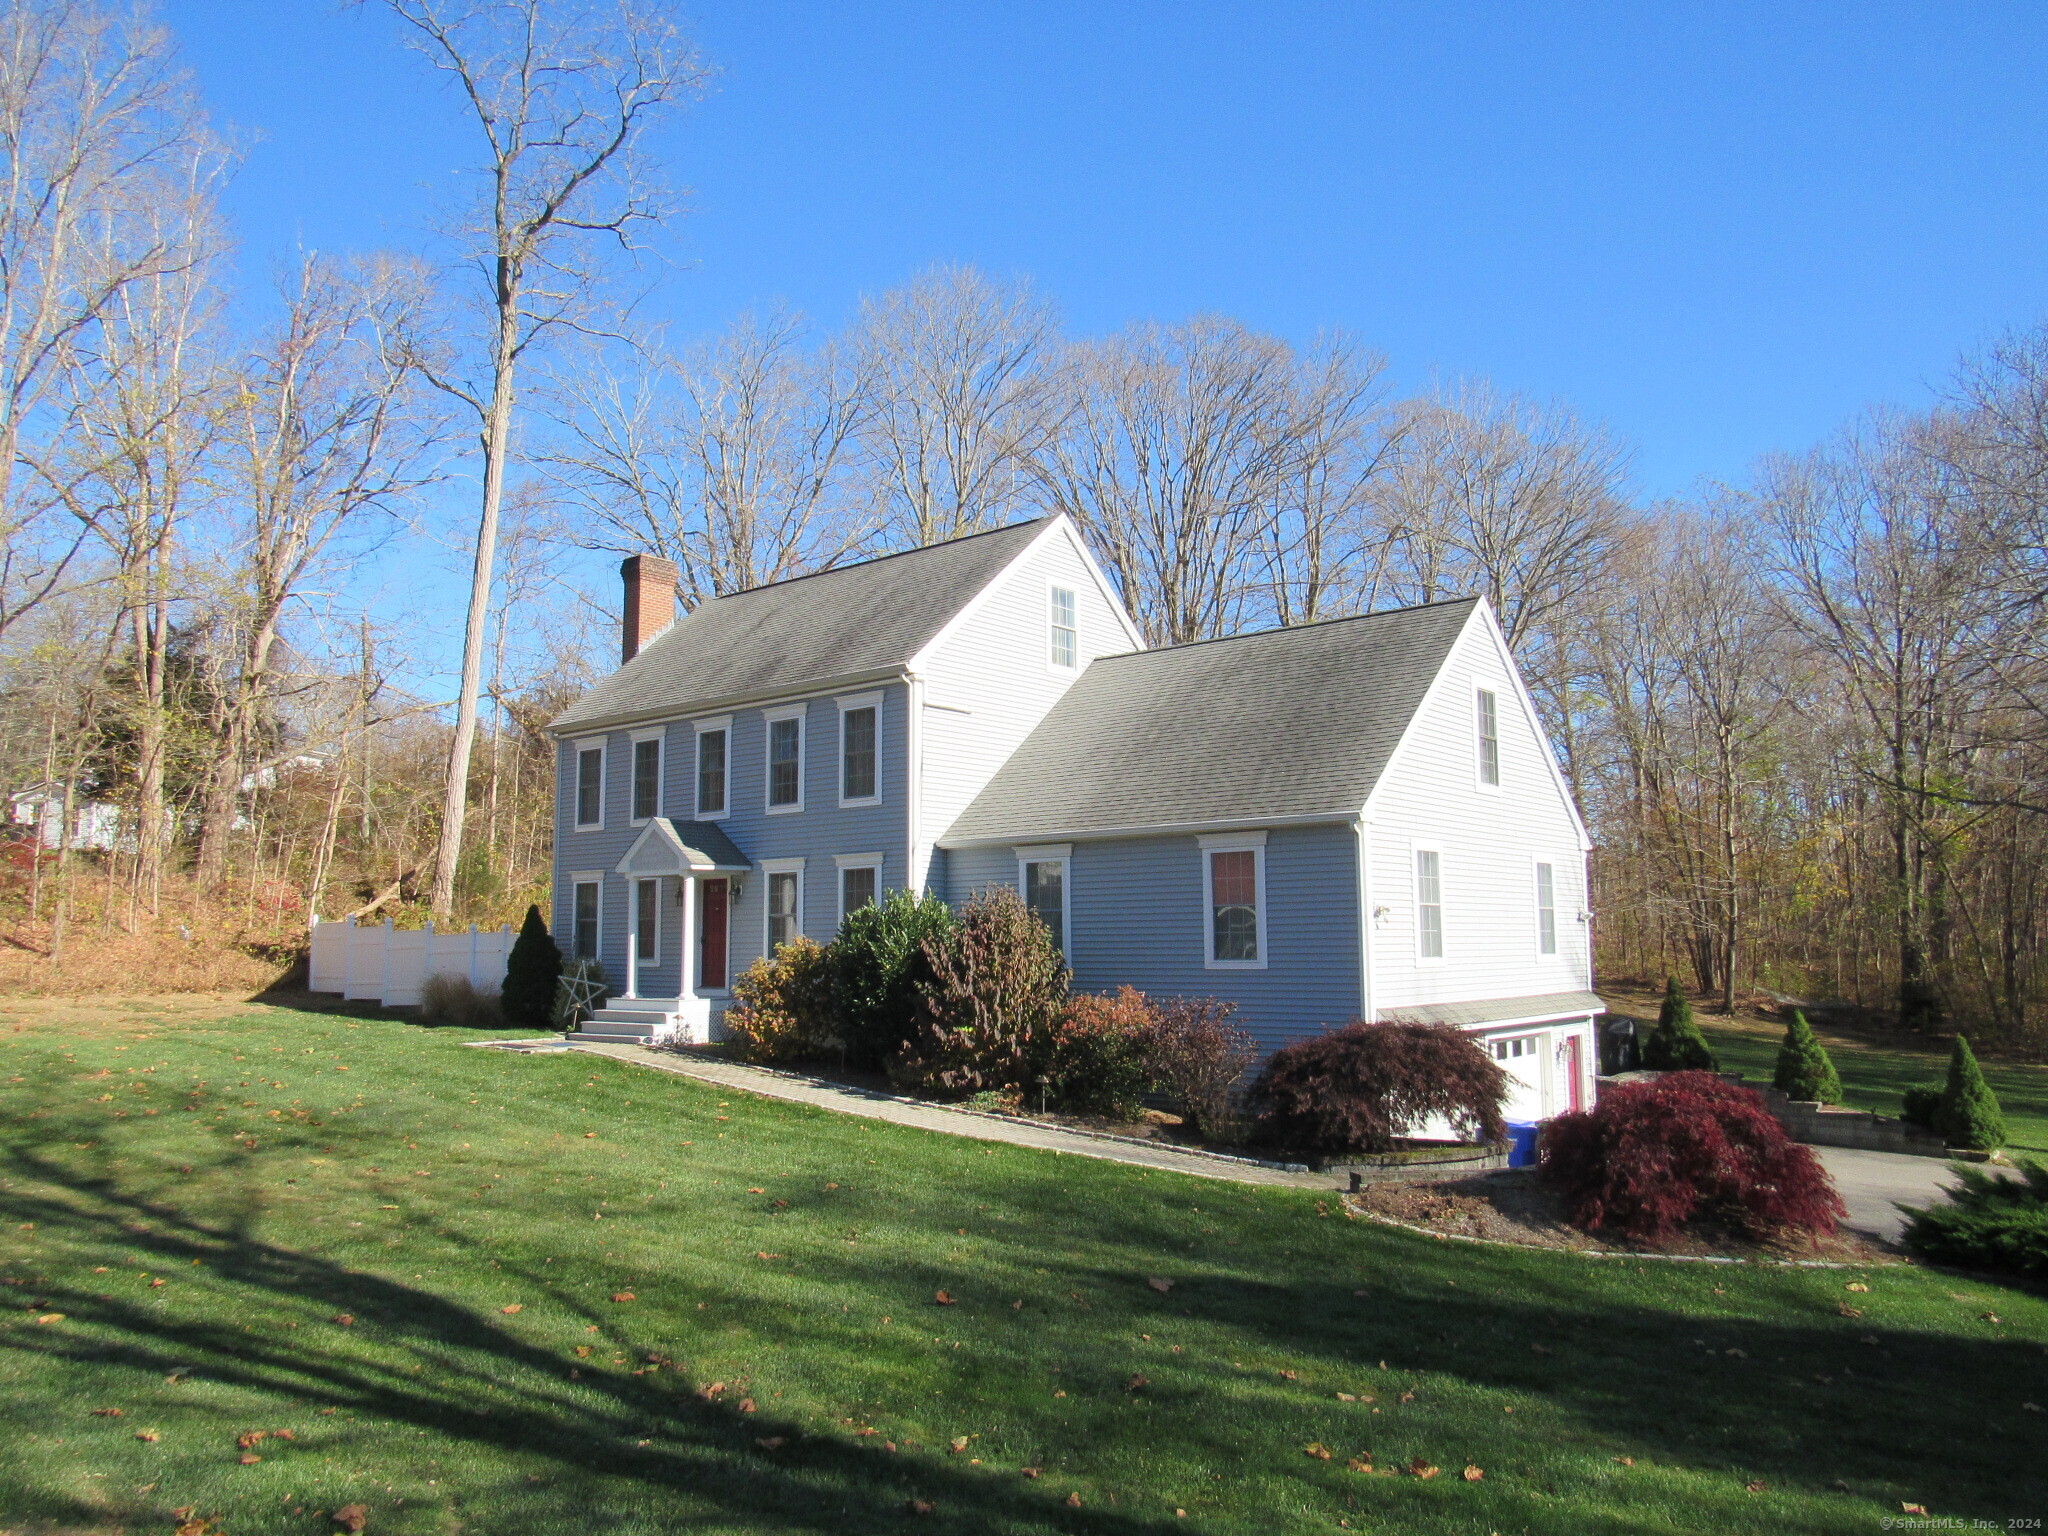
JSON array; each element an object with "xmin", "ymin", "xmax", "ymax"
[{"xmin": 160, "ymin": 1, "xmax": 2048, "ymax": 503}]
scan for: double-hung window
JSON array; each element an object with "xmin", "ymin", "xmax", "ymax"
[
  {"xmin": 1048, "ymin": 585, "xmax": 1079, "ymax": 670},
  {"xmin": 1415, "ymin": 846, "xmax": 1444, "ymax": 961},
  {"xmin": 574, "ymin": 741, "xmax": 605, "ymax": 829},
  {"xmin": 634, "ymin": 877, "xmax": 661, "ymax": 965},
  {"xmin": 571, "ymin": 878, "xmax": 600, "ymax": 960},
  {"xmin": 694, "ymin": 717, "xmax": 729, "ymax": 818},
  {"xmin": 838, "ymin": 693, "xmax": 880, "ymax": 805},
  {"xmin": 630, "ymin": 732, "xmax": 662, "ymax": 823},
  {"xmin": 1477, "ymin": 689, "xmax": 1500, "ymax": 788},
  {"xmin": 765, "ymin": 705, "xmax": 805, "ymax": 812},
  {"xmin": 1014, "ymin": 843, "xmax": 1070, "ymax": 955},
  {"xmin": 762, "ymin": 859, "xmax": 804, "ymax": 951},
  {"xmin": 835, "ymin": 853, "xmax": 882, "ymax": 922},
  {"xmin": 1535, "ymin": 861, "xmax": 1558, "ymax": 956},
  {"xmin": 1199, "ymin": 832, "xmax": 1266, "ymax": 968}
]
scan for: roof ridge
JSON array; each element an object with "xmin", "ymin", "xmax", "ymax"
[
  {"xmin": 1091, "ymin": 595, "xmax": 1481, "ymax": 662},
  {"xmin": 703, "ymin": 515, "xmax": 1054, "ymax": 603}
]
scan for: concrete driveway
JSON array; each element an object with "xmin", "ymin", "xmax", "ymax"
[{"xmin": 1813, "ymin": 1146, "xmax": 1964, "ymax": 1245}]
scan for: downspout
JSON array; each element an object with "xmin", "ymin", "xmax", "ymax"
[
  {"xmin": 905, "ymin": 671, "xmax": 925, "ymax": 894},
  {"xmin": 1353, "ymin": 816, "xmax": 1376, "ymax": 1023}
]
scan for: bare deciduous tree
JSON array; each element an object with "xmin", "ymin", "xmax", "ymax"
[{"xmin": 375, "ymin": 0, "xmax": 707, "ymax": 914}]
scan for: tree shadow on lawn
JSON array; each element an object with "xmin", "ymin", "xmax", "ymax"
[{"xmin": 0, "ymin": 1146, "xmax": 1191, "ymax": 1536}]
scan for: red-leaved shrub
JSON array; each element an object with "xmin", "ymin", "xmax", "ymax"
[
  {"xmin": 1538, "ymin": 1071, "xmax": 1845, "ymax": 1243},
  {"xmin": 1142, "ymin": 996, "xmax": 1257, "ymax": 1141},
  {"xmin": 1246, "ymin": 1021, "xmax": 1508, "ymax": 1156}
]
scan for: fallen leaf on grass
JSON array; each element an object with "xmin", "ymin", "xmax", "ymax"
[
  {"xmin": 1303, "ymin": 1442, "xmax": 1333, "ymax": 1460},
  {"xmin": 1021, "ymin": 1467, "xmax": 1041, "ymax": 1478},
  {"xmin": 333, "ymin": 1505, "xmax": 369, "ymax": 1532},
  {"xmin": 748, "ymin": 1187, "xmax": 766, "ymax": 1194},
  {"xmin": 1147, "ymin": 1277, "xmax": 1174, "ymax": 1293},
  {"xmin": 1398, "ymin": 1391, "xmax": 1416, "ymax": 1404},
  {"xmin": 907, "ymin": 1499, "xmax": 933, "ymax": 1515},
  {"xmin": 575, "ymin": 1346, "xmax": 591, "ymax": 1358},
  {"xmin": 1745, "ymin": 1480, "xmax": 1767, "ymax": 1493},
  {"xmin": 91, "ymin": 1407, "xmax": 123, "ymax": 1417},
  {"xmin": 34, "ymin": 1313, "xmax": 64, "ymax": 1324},
  {"xmin": 1336, "ymin": 1392, "xmax": 1356, "ymax": 1401},
  {"xmin": 1839, "ymin": 1304, "xmax": 1864, "ymax": 1318},
  {"xmin": 1408, "ymin": 1459, "xmax": 1439, "ymax": 1479},
  {"xmin": 611, "ymin": 1292, "xmax": 636, "ymax": 1303},
  {"xmin": 1462, "ymin": 1465, "xmax": 1484, "ymax": 1482},
  {"xmin": 236, "ymin": 1430, "xmax": 267, "ymax": 1449},
  {"xmin": 949, "ymin": 1436, "xmax": 970, "ymax": 1453},
  {"xmin": 754, "ymin": 1252, "xmax": 780, "ymax": 1261},
  {"xmin": 1612, "ymin": 1456, "xmax": 1634, "ymax": 1467},
  {"xmin": 1125, "ymin": 1375, "xmax": 1149, "ymax": 1392},
  {"xmin": 332, "ymin": 1314, "xmax": 354, "ymax": 1327},
  {"xmin": 1902, "ymin": 1504, "xmax": 1928, "ymax": 1516},
  {"xmin": 136, "ymin": 1430, "xmax": 161, "ymax": 1442},
  {"xmin": 1276, "ymin": 1369, "xmax": 1298, "ymax": 1380},
  {"xmin": 756, "ymin": 1436, "xmax": 786, "ymax": 1451},
  {"xmin": 934, "ymin": 1290, "xmax": 956, "ymax": 1305},
  {"xmin": 274, "ymin": 1429, "xmax": 295, "ymax": 1440},
  {"xmin": 1346, "ymin": 1457, "xmax": 1373, "ymax": 1474},
  {"xmin": 738, "ymin": 1397, "xmax": 756, "ymax": 1413},
  {"xmin": 1982, "ymin": 1313, "xmax": 2002, "ymax": 1324},
  {"xmin": 238, "ymin": 1453, "xmax": 262, "ymax": 1465},
  {"xmin": 500, "ymin": 1304, "xmax": 523, "ymax": 1315},
  {"xmin": 1845, "ymin": 1282, "xmax": 1869, "ymax": 1293},
  {"xmin": 583, "ymin": 1132, "xmax": 596, "ymax": 1139},
  {"xmin": 2023, "ymin": 1402, "xmax": 2043, "ymax": 1413},
  {"xmin": 1065, "ymin": 1492, "xmax": 1083, "ymax": 1507}
]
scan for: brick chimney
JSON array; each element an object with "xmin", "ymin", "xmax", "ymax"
[{"xmin": 619, "ymin": 553, "xmax": 678, "ymax": 664}]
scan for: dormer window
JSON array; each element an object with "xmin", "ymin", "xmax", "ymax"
[{"xmin": 1048, "ymin": 585, "xmax": 1079, "ymax": 670}]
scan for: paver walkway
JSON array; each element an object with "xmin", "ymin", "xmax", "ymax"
[{"xmin": 562, "ymin": 1039, "xmax": 1335, "ymax": 1190}]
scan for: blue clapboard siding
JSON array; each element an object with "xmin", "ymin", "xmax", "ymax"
[
  {"xmin": 946, "ymin": 823, "xmax": 1364, "ymax": 1057},
  {"xmin": 553, "ymin": 681, "xmax": 913, "ymax": 994}
]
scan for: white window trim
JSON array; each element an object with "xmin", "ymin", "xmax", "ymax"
[
  {"xmin": 572, "ymin": 737, "xmax": 607, "ymax": 831},
  {"xmin": 835, "ymin": 691, "xmax": 884, "ymax": 808},
  {"xmin": 628, "ymin": 727, "xmax": 664, "ymax": 826},
  {"xmin": 568, "ymin": 872, "xmax": 603, "ymax": 961},
  {"xmin": 1013, "ymin": 842, "xmax": 1071, "ymax": 952},
  {"xmin": 1197, "ymin": 831, "xmax": 1267, "ymax": 970},
  {"xmin": 760, "ymin": 856, "xmax": 805, "ymax": 953},
  {"xmin": 1412, "ymin": 839, "xmax": 1446, "ymax": 967},
  {"xmin": 1474, "ymin": 685, "xmax": 1502, "ymax": 795},
  {"xmin": 1533, "ymin": 855, "xmax": 1561, "ymax": 962},
  {"xmin": 1046, "ymin": 579, "xmax": 1081, "ymax": 675},
  {"xmin": 762, "ymin": 702, "xmax": 807, "ymax": 814},
  {"xmin": 633, "ymin": 876, "xmax": 662, "ymax": 966},
  {"xmin": 833, "ymin": 851, "xmax": 884, "ymax": 920},
  {"xmin": 691, "ymin": 714, "xmax": 731, "ymax": 821}
]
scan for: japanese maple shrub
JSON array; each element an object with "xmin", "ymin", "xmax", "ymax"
[
  {"xmin": 1771, "ymin": 1009, "xmax": 1843, "ymax": 1103},
  {"xmin": 1641, "ymin": 977, "xmax": 1718, "ymax": 1072},
  {"xmin": 892, "ymin": 885, "xmax": 1068, "ymax": 1099},
  {"xmin": 1246, "ymin": 1020, "xmax": 1508, "ymax": 1157},
  {"xmin": 1539, "ymin": 1071, "xmax": 1844, "ymax": 1243}
]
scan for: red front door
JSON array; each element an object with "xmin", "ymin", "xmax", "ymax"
[{"xmin": 699, "ymin": 879, "xmax": 729, "ymax": 991}]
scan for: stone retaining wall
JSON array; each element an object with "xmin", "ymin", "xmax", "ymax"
[{"xmin": 1598, "ymin": 1071, "xmax": 1950, "ymax": 1158}]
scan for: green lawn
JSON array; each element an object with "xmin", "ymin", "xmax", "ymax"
[
  {"xmin": 1, "ymin": 1000, "xmax": 2044, "ymax": 1536},
  {"xmin": 1699, "ymin": 1017, "xmax": 2048, "ymax": 1155}
]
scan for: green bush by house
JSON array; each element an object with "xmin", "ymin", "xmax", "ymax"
[
  {"xmin": 1642, "ymin": 977, "xmax": 1718, "ymax": 1072},
  {"xmin": 1935, "ymin": 1035, "xmax": 2008, "ymax": 1150}
]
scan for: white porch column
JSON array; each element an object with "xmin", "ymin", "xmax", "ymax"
[{"xmin": 677, "ymin": 874, "xmax": 697, "ymax": 1002}]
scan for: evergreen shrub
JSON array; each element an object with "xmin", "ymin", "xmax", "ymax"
[
  {"xmin": 834, "ymin": 889, "xmax": 956, "ymax": 1070},
  {"xmin": 1538, "ymin": 1071, "xmax": 1844, "ymax": 1243},
  {"xmin": 1641, "ymin": 977, "xmax": 1718, "ymax": 1071},
  {"xmin": 725, "ymin": 936, "xmax": 839, "ymax": 1064},
  {"xmin": 1246, "ymin": 1020, "xmax": 1508, "ymax": 1157},
  {"xmin": 500, "ymin": 904, "xmax": 562, "ymax": 1030},
  {"xmin": 892, "ymin": 886, "xmax": 1068, "ymax": 1099},
  {"xmin": 1934, "ymin": 1036, "xmax": 2007, "ymax": 1150},
  {"xmin": 1900, "ymin": 1084, "xmax": 1944, "ymax": 1130},
  {"xmin": 1901, "ymin": 1159, "xmax": 2048, "ymax": 1277},
  {"xmin": 1771, "ymin": 1009, "xmax": 1843, "ymax": 1103}
]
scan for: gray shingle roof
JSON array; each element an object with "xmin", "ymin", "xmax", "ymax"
[
  {"xmin": 552, "ymin": 518, "xmax": 1054, "ymax": 732},
  {"xmin": 1376, "ymin": 991, "xmax": 1605, "ymax": 1027},
  {"xmin": 939, "ymin": 598, "xmax": 1480, "ymax": 845}
]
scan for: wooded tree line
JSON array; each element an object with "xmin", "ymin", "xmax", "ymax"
[{"xmin": 1, "ymin": 0, "xmax": 2044, "ymax": 1050}]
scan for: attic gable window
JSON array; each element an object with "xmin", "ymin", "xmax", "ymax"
[
  {"xmin": 1199, "ymin": 831, "xmax": 1266, "ymax": 969},
  {"xmin": 1048, "ymin": 585, "xmax": 1079, "ymax": 670},
  {"xmin": 574, "ymin": 742, "xmax": 605, "ymax": 830},
  {"xmin": 1477, "ymin": 689, "xmax": 1500, "ymax": 787}
]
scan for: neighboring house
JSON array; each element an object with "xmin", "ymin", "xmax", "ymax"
[
  {"xmin": 7, "ymin": 785, "xmax": 126, "ymax": 852},
  {"xmin": 549, "ymin": 513, "xmax": 1600, "ymax": 1121}
]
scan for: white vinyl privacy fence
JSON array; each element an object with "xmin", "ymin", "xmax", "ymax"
[{"xmin": 308, "ymin": 915, "xmax": 514, "ymax": 1008}]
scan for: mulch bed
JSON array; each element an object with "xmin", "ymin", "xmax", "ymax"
[{"xmin": 1345, "ymin": 1167, "xmax": 1897, "ymax": 1263}]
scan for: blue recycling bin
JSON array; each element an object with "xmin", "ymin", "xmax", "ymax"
[{"xmin": 1504, "ymin": 1120, "xmax": 1543, "ymax": 1168}]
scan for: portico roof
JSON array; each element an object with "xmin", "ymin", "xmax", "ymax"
[{"xmin": 614, "ymin": 817, "xmax": 751, "ymax": 877}]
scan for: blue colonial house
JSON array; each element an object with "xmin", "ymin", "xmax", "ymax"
[{"xmin": 550, "ymin": 514, "xmax": 1602, "ymax": 1122}]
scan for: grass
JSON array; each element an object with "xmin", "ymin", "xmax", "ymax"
[
  {"xmin": 1693, "ymin": 1015, "xmax": 2048, "ymax": 1156},
  {"xmin": 1, "ymin": 997, "xmax": 2045, "ymax": 1536}
]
